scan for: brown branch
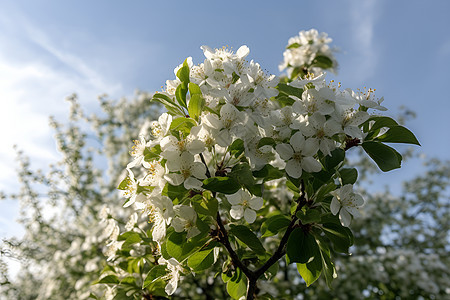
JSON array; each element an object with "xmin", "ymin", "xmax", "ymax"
[{"xmin": 215, "ymin": 212, "xmax": 254, "ymax": 280}]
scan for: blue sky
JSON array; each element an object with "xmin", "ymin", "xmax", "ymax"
[{"xmin": 1, "ymin": 0, "xmax": 450, "ymax": 239}]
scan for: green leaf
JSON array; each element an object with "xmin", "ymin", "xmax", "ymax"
[
  {"xmin": 166, "ymin": 231, "xmax": 197, "ymax": 261},
  {"xmin": 339, "ymin": 168, "xmax": 358, "ymax": 185},
  {"xmin": 229, "ymin": 163, "xmax": 255, "ymax": 187},
  {"xmin": 188, "ymin": 94, "xmax": 205, "ymax": 122},
  {"xmin": 143, "ymin": 265, "xmax": 167, "ymax": 288},
  {"xmin": 252, "ymin": 164, "xmax": 284, "ymax": 181},
  {"xmin": 311, "ymin": 55, "xmax": 333, "ymax": 69},
  {"xmin": 261, "ymin": 214, "xmax": 291, "ymax": 237},
  {"xmin": 226, "ymin": 268, "xmax": 247, "ymax": 300},
  {"xmin": 257, "ymin": 137, "xmax": 276, "ymax": 148},
  {"xmin": 287, "ymin": 42, "xmax": 301, "ymax": 49},
  {"xmin": 162, "ymin": 182, "xmax": 188, "ymax": 202},
  {"xmin": 177, "ymin": 59, "xmax": 190, "ymax": 83},
  {"xmin": 323, "ymin": 148, "xmax": 345, "ymax": 170},
  {"xmin": 375, "ymin": 125, "xmax": 420, "ymax": 145},
  {"xmin": 175, "ymin": 84, "xmax": 187, "ymax": 109},
  {"xmin": 316, "ymin": 237, "xmax": 336, "ymax": 288},
  {"xmin": 187, "ymin": 242, "xmax": 218, "ymax": 271},
  {"xmin": 364, "ymin": 116, "xmax": 398, "ymax": 132},
  {"xmin": 277, "ymin": 83, "xmax": 304, "ymax": 98},
  {"xmin": 188, "ymin": 82, "xmax": 202, "ymax": 95},
  {"xmin": 117, "ymin": 232, "xmax": 142, "ymax": 249},
  {"xmin": 362, "ymin": 141, "xmax": 402, "ymax": 172},
  {"xmin": 229, "ymin": 225, "xmax": 266, "ymax": 255},
  {"xmin": 143, "ymin": 145, "xmax": 161, "ymax": 162},
  {"xmin": 228, "ymin": 139, "xmax": 245, "ymax": 157},
  {"xmin": 191, "ymin": 194, "xmax": 219, "ymax": 216},
  {"xmin": 169, "ymin": 117, "xmax": 196, "ymax": 135},
  {"xmin": 152, "ymin": 93, "xmax": 184, "ymax": 116},
  {"xmin": 286, "ymin": 228, "xmax": 319, "ymax": 264},
  {"xmin": 202, "ymin": 177, "xmax": 241, "ymax": 194},
  {"xmin": 296, "ymin": 246, "xmax": 322, "ymax": 287},
  {"xmin": 297, "ymin": 209, "xmax": 321, "ymax": 224},
  {"xmin": 117, "ymin": 177, "xmax": 130, "ymax": 190},
  {"xmin": 322, "ymin": 223, "xmax": 353, "ymax": 253},
  {"xmin": 275, "ymin": 95, "xmax": 296, "ymax": 107},
  {"xmin": 94, "ymin": 275, "xmax": 120, "ymax": 285}
]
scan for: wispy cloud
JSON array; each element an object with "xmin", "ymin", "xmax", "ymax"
[
  {"xmin": 0, "ymin": 10, "xmax": 123, "ymax": 209},
  {"xmin": 347, "ymin": 0, "xmax": 380, "ymax": 83}
]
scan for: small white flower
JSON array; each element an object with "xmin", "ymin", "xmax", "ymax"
[
  {"xmin": 226, "ymin": 189, "xmax": 263, "ymax": 223},
  {"xmin": 172, "ymin": 205, "xmax": 201, "ymax": 238},
  {"xmin": 125, "ymin": 213, "xmax": 138, "ymax": 231},
  {"xmin": 330, "ymin": 184, "xmax": 364, "ymax": 227},
  {"xmin": 158, "ymin": 257, "xmax": 184, "ymax": 295},
  {"xmin": 275, "ymin": 132, "xmax": 322, "ymax": 178},
  {"xmin": 127, "ymin": 136, "xmax": 149, "ymax": 169},
  {"xmin": 164, "ymin": 152, "xmax": 206, "ymax": 190}
]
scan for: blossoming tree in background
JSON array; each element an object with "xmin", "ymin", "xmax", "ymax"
[{"xmin": 104, "ymin": 29, "xmax": 420, "ymax": 299}]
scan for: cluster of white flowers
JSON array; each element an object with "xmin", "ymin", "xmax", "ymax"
[
  {"xmin": 119, "ymin": 41, "xmax": 390, "ymax": 293},
  {"xmin": 279, "ymin": 29, "xmax": 338, "ymax": 77},
  {"xmin": 122, "ymin": 42, "xmax": 387, "ymax": 233}
]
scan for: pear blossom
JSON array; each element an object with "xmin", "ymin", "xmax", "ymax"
[
  {"xmin": 295, "ymin": 112, "xmax": 340, "ymax": 156},
  {"xmin": 145, "ymin": 196, "xmax": 174, "ymax": 242},
  {"xmin": 279, "ymin": 29, "xmax": 337, "ymax": 76},
  {"xmin": 330, "ymin": 184, "xmax": 364, "ymax": 227},
  {"xmin": 275, "ymin": 132, "xmax": 322, "ymax": 178},
  {"xmin": 160, "ymin": 134, "xmax": 205, "ymax": 158},
  {"xmin": 292, "ymin": 88, "xmax": 335, "ymax": 117},
  {"xmin": 330, "ymin": 108, "xmax": 370, "ymax": 139},
  {"xmin": 150, "ymin": 112, "xmax": 172, "ymax": 141},
  {"xmin": 226, "ymin": 189, "xmax": 263, "ymax": 223},
  {"xmin": 140, "ymin": 159, "xmax": 166, "ymax": 189},
  {"xmin": 126, "ymin": 136, "xmax": 149, "ymax": 169},
  {"xmin": 202, "ymin": 103, "xmax": 246, "ymax": 147},
  {"xmin": 120, "ymin": 169, "xmax": 146, "ymax": 207},
  {"xmin": 172, "ymin": 205, "xmax": 201, "ymax": 238},
  {"xmin": 158, "ymin": 257, "xmax": 184, "ymax": 295},
  {"xmin": 164, "ymin": 152, "xmax": 206, "ymax": 190}
]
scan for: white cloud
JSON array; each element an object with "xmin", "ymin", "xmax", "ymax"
[
  {"xmin": 0, "ymin": 10, "xmax": 125, "ymax": 241},
  {"xmin": 347, "ymin": 0, "xmax": 380, "ymax": 83}
]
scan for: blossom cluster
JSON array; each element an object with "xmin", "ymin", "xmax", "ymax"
[
  {"xmin": 118, "ymin": 36, "xmax": 391, "ymax": 294},
  {"xmin": 279, "ymin": 29, "xmax": 338, "ymax": 77}
]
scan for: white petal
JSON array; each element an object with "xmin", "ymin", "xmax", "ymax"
[
  {"xmin": 230, "ymin": 206, "xmax": 244, "ymax": 219},
  {"xmin": 249, "ymin": 197, "xmax": 263, "ymax": 210},
  {"xmin": 191, "ymin": 162, "xmax": 207, "ymax": 179},
  {"xmin": 227, "ymin": 191, "xmax": 243, "ymax": 205},
  {"xmin": 187, "ymin": 227, "xmax": 201, "ymax": 239},
  {"xmin": 276, "ymin": 144, "xmax": 294, "ymax": 160},
  {"xmin": 184, "ymin": 177, "xmax": 203, "ymax": 190},
  {"xmin": 301, "ymin": 156, "xmax": 322, "ymax": 173},
  {"xmin": 324, "ymin": 119, "xmax": 342, "ymax": 136},
  {"xmin": 236, "ymin": 45, "xmax": 250, "ymax": 58},
  {"xmin": 164, "ymin": 173, "xmax": 184, "ymax": 186},
  {"xmin": 285, "ymin": 159, "xmax": 303, "ymax": 178},
  {"xmin": 244, "ymin": 209, "xmax": 257, "ymax": 224},
  {"xmin": 187, "ymin": 139, "xmax": 205, "ymax": 154},
  {"xmin": 330, "ymin": 197, "xmax": 340, "ymax": 215},
  {"xmin": 302, "ymin": 138, "xmax": 319, "ymax": 157},
  {"xmin": 289, "ymin": 131, "xmax": 305, "ymax": 152},
  {"xmin": 339, "ymin": 209, "xmax": 352, "ymax": 227},
  {"xmin": 171, "ymin": 218, "xmax": 185, "ymax": 232}
]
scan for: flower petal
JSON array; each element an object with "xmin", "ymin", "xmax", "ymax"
[
  {"xmin": 339, "ymin": 208, "xmax": 352, "ymax": 227},
  {"xmin": 330, "ymin": 197, "xmax": 340, "ymax": 215},
  {"xmin": 276, "ymin": 143, "xmax": 294, "ymax": 160},
  {"xmin": 285, "ymin": 159, "xmax": 303, "ymax": 178},
  {"xmin": 244, "ymin": 208, "xmax": 257, "ymax": 223},
  {"xmin": 249, "ymin": 197, "xmax": 263, "ymax": 210},
  {"xmin": 230, "ymin": 206, "xmax": 244, "ymax": 219}
]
